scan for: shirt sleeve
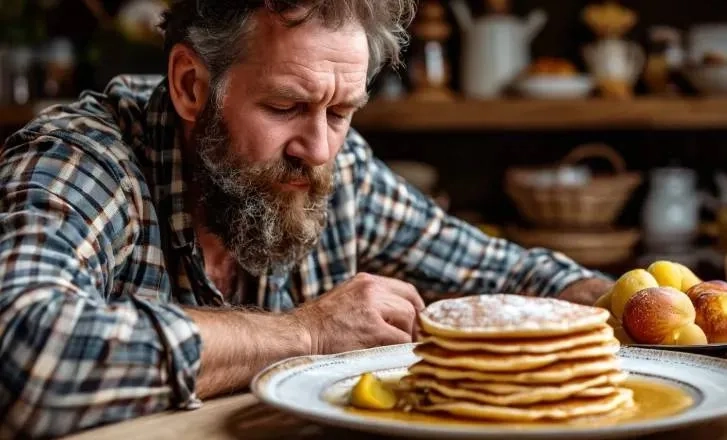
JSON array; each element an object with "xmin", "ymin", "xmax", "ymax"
[
  {"xmin": 350, "ymin": 133, "xmax": 607, "ymax": 297},
  {"xmin": 0, "ymin": 135, "xmax": 202, "ymax": 438}
]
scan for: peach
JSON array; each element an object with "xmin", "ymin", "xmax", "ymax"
[
  {"xmin": 686, "ymin": 280, "xmax": 727, "ymax": 303},
  {"xmin": 622, "ymin": 287, "xmax": 696, "ymax": 345},
  {"xmin": 675, "ymin": 263, "xmax": 702, "ymax": 292},
  {"xmin": 647, "ymin": 261, "xmax": 684, "ymax": 290},
  {"xmin": 660, "ymin": 322, "xmax": 708, "ymax": 345},
  {"xmin": 693, "ymin": 292, "xmax": 727, "ymax": 343},
  {"xmin": 594, "ymin": 289, "xmax": 613, "ymax": 311},
  {"xmin": 610, "ymin": 269, "xmax": 659, "ymax": 320}
]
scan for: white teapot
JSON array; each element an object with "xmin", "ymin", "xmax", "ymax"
[{"xmin": 451, "ymin": 0, "xmax": 547, "ymax": 98}]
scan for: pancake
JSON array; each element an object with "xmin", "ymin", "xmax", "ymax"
[
  {"xmin": 417, "ymin": 388, "xmax": 634, "ymax": 422},
  {"xmin": 419, "ymin": 294, "xmax": 610, "ymax": 339},
  {"xmin": 402, "ymin": 374, "xmax": 623, "ymax": 406},
  {"xmin": 414, "ymin": 340, "xmax": 620, "ymax": 372},
  {"xmin": 417, "ymin": 325, "xmax": 614, "ymax": 354},
  {"xmin": 407, "ymin": 356, "xmax": 622, "ymax": 384},
  {"xmin": 458, "ymin": 371, "xmax": 628, "ymax": 395},
  {"xmin": 394, "ymin": 294, "xmax": 633, "ymax": 423},
  {"xmin": 575, "ymin": 386, "xmax": 618, "ymax": 397}
]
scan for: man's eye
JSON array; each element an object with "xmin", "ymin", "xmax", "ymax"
[
  {"xmin": 327, "ymin": 110, "xmax": 349, "ymax": 122},
  {"xmin": 267, "ymin": 104, "xmax": 297, "ymax": 114}
]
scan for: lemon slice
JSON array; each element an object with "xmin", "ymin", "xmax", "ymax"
[{"xmin": 350, "ymin": 373, "xmax": 398, "ymax": 410}]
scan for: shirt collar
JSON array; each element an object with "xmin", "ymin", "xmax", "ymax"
[{"xmin": 144, "ymin": 78, "xmax": 196, "ymax": 251}]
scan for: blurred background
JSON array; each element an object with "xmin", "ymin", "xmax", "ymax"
[{"xmin": 3, "ymin": 0, "xmax": 727, "ymax": 280}]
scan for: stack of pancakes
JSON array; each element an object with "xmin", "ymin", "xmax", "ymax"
[{"xmin": 402, "ymin": 294, "xmax": 634, "ymax": 422}]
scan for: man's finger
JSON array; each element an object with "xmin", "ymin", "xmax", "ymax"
[
  {"xmin": 381, "ymin": 277, "xmax": 426, "ymax": 311},
  {"xmin": 377, "ymin": 295, "xmax": 417, "ymax": 335},
  {"xmin": 376, "ymin": 322, "xmax": 413, "ymax": 346}
]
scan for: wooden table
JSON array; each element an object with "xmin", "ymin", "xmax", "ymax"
[{"xmin": 64, "ymin": 392, "xmax": 727, "ymax": 440}]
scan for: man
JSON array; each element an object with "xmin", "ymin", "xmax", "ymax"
[{"xmin": 0, "ymin": 0, "xmax": 612, "ymax": 437}]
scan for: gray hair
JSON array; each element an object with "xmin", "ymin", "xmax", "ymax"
[{"xmin": 159, "ymin": 0, "xmax": 416, "ymax": 85}]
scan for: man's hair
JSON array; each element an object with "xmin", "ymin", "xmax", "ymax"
[{"xmin": 159, "ymin": 0, "xmax": 416, "ymax": 85}]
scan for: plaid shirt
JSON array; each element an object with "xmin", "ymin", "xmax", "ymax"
[{"xmin": 0, "ymin": 75, "xmax": 599, "ymax": 437}]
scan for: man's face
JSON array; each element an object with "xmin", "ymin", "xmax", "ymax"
[{"xmin": 192, "ymin": 11, "xmax": 370, "ymax": 276}]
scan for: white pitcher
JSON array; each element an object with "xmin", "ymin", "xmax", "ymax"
[
  {"xmin": 450, "ymin": 0, "xmax": 547, "ymax": 99},
  {"xmin": 641, "ymin": 167, "xmax": 701, "ymax": 253}
]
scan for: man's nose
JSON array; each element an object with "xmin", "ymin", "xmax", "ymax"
[{"xmin": 285, "ymin": 114, "xmax": 332, "ymax": 167}]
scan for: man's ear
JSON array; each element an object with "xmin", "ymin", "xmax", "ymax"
[{"xmin": 168, "ymin": 43, "xmax": 211, "ymax": 122}]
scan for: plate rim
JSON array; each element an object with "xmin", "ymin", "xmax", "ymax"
[
  {"xmin": 251, "ymin": 344, "xmax": 727, "ymax": 439},
  {"xmin": 627, "ymin": 343, "xmax": 727, "ymax": 350}
]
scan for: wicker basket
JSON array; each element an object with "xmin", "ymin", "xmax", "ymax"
[
  {"xmin": 505, "ymin": 143, "xmax": 642, "ymax": 228},
  {"xmin": 506, "ymin": 226, "xmax": 640, "ymax": 267}
]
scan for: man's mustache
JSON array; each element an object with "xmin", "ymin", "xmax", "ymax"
[{"xmin": 255, "ymin": 158, "xmax": 333, "ymax": 195}]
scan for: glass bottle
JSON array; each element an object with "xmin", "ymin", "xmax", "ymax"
[{"xmin": 407, "ymin": 0, "xmax": 454, "ymax": 101}]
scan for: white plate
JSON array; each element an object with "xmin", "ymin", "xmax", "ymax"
[
  {"xmin": 515, "ymin": 75, "xmax": 594, "ymax": 99},
  {"xmin": 252, "ymin": 344, "xmax": 727, "ymax": 439}
]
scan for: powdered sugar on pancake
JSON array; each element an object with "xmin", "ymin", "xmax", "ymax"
[{"xmin": 419, "ymin": 294, "xmax": 610, "ymax": 339}]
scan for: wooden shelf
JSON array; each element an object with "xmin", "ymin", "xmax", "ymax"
[
  {"xmin": 0, "ymin": 100, "xmax": 76, "ymax": 127},
  {"xmin": 352, "ymin": 98, "xmax": 727, "ymax": 131},
  {"xmin": 0, "ymin": 105, "xmax": 35, "ymax": 127},
  {"xmin": 6, "ymin": 98, "xmax": 727, "ymax": 131}
]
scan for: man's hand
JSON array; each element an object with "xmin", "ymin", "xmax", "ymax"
[
  {"xmin": 187, "ymin": 273, "xmax": 423, "ymax": 400},
  {"xmin": 294, "ymin": 273, "xmax": 426, "ymax": 355},
  {"xmin": 557, "ymin": 277, "xmax": 614, "ymax": 306}
]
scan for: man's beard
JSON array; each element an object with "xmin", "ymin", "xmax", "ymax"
[{"xmin": 191, "ymin": 99, "xmax": 334, "ymax": 276}]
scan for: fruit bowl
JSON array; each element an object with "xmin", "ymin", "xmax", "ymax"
[
  {"xmin": 596, "ymin": 260, "xmax": 727, "ymax": 357},
  {"xmin": 626, "ymin": 342, "xmax": 727, "ymax": 357}
]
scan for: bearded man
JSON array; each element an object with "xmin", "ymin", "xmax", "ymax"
[{"xmin": 0, "ymin": 0, "xmax": 613, "ymax": 437}]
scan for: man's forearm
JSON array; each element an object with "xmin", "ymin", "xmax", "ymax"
[
  {"xmin": 558, "ymin": 277, "xmax": 615, "ymax": 305},
  {"xmin": 184, "ymin": 308, "xmax": 311, "ymax": 399}
]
